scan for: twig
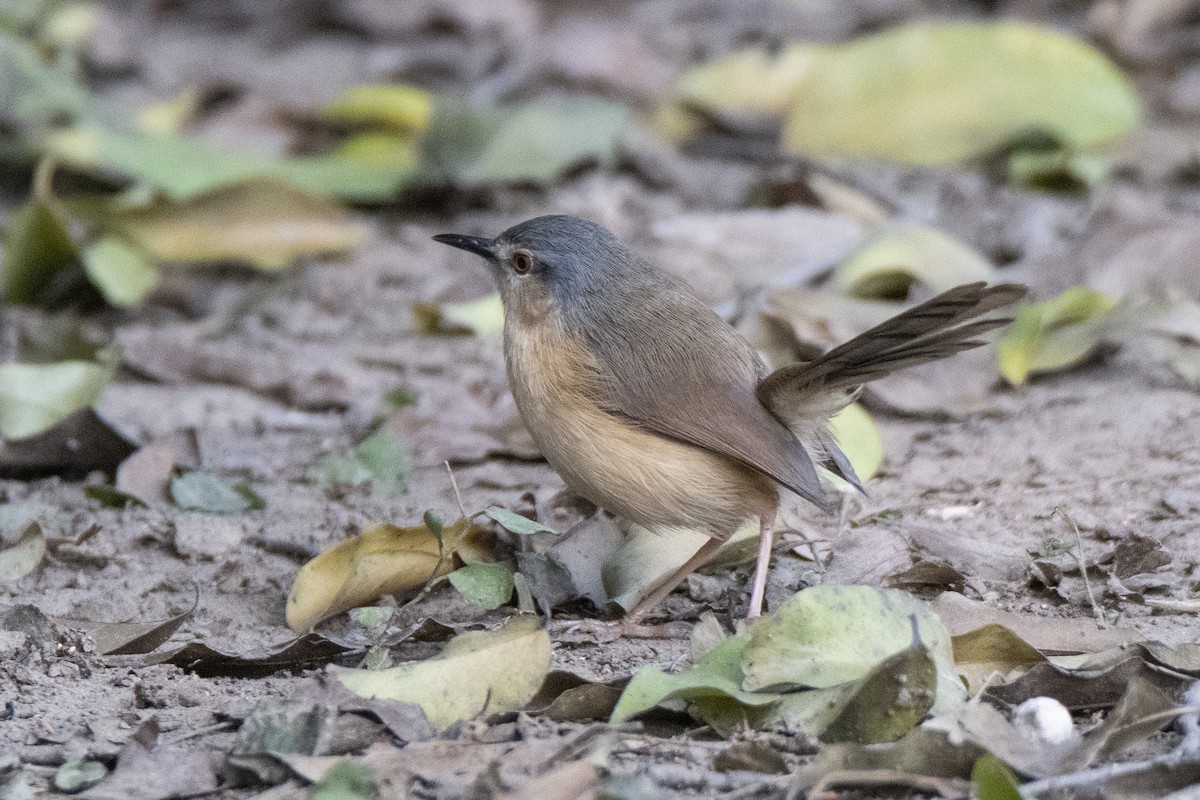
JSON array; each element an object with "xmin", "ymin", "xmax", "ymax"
[
  {"xmin": 444, "ymin": 460, "xmax": 468, "ymax": 520},
  {"xmin": 1144, "ymin": 598, "xmax": 1200, "ymax": 614},
  {"xmin": 1054, "ymin": 507, "xmax": 1105, "ymax": 626},
  {"xmin": 165, "ymin": 720, "xmax": 238, "ymax": 745}
]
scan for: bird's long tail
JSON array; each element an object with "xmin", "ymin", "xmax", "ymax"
[{"xmin": 756, "ymin": 281, "xmax": 1027, "ymax": 488}]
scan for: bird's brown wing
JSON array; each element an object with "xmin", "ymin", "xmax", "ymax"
[{"xmin": 580, "ymin": 284, "xmax": 828, "ymax": 509}]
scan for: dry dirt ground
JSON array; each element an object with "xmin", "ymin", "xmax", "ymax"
[{"xmin": 3, "ymin": 1, "xmax": 1200, "ymax": 798}]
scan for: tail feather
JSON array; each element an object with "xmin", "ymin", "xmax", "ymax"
[{"xmin": 757, "ymin": 282, "xmax": 1026, "ymax": 481}]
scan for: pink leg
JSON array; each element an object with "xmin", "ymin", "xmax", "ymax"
[
  {"xmin": 747, "ymin": 516, "xmax": 774, "ymax": 619},
  {"xmin": 623, "ymin": 536, "xmax": 724, "ymax": 624}
]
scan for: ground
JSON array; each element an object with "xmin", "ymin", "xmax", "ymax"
[{"xmin": 2, "ymin": 1, "xmax": 1200, "ymax": 798}]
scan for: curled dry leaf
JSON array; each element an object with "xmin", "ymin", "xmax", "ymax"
[
  {"xmin": 330, "ymin": 616, "xmax": 550, "ymax": 729},
  {"xmin": 286, "ymin": 518, "xmax": 489, "ymax": 632},
  {"xmin": 831, "ymin": 224, "xmax": 997, "ymax": 300}
]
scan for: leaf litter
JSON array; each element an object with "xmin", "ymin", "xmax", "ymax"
[{"xmin": 4, "ymin": 3, "xmax": 1200, "ymax": 800}]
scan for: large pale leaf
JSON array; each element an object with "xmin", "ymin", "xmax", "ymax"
[
  {"xmin": 742, "ymin": 586, "xmax": 964, "ymax": 712},
  {"xmin": 831, "ymin": 224, "xmax": 997, "ymax": 299},
  {"xmin": 0, "ymin": 521, "xmax": 45, "ymax": 582},
  {"xmin": 781, "ymin": 22, "xmax": 1139, "ymax": 163},
  {"xmin": 111, "ymin": 179, "xmax": 368, "ymax": 271},
  {"xmin": 611, "ymin": 635, "xmax": 780, "ymax": 724},
  {"xmin": 0, "ymin": 359, "xmax": 112, "ymax": 440},
  {"xmin": 996, "ymin": 287, "xmax": 1118, "ymax": 384},
  {"xmin": 330, "ymin": 616, "xmax": 550, "ymax": 729}
]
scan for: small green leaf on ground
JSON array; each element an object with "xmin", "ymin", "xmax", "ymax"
[
  {"xmin": 1, "ymin": 199, "xmax": 78, "ymax": 306},
  {"xmin": 412, "ymin": 294, "xmax": 505, "ymax": 337},
  {"xmin": 314, "ymin": 431, "xmax": 409, "ymax": 493},
  {"xmin": 309, "ymin": 760, "xmax": 376, "ymax": 800},
  {"xmin": 84, "ymin": 484, "xmax": 147, "ymax": 509},
  {"xmin": 821, "ymin": 634, "xmax": 938, "ymax": 743},
  {"xmin": 448, "ymin": 562, "xmax": 514, "ymax": 609},
  {"xmin": 81, "ymin": 235, "xmax": 160, "ymax": 307},
  {"xmin": 831, "ymin": 224, "xmax": 997, "ymax": 299},
  {"xmin": 53, "ymin": 759, "xmax": 108, "ymax": 793},
  {"xmin": 611, "ymin": 635, "xmax": 780, "ymax": 724},
  {"xmin": 997, "ymin": 287, "xmax": 1118, "ymax": 384},
  {"xmin": 330, "ymin": 616, "xmax": 551, "ymax": 729},
  {"xmin": 0, "ymin": 359, "xmax": 113, "ymax": 440},
  {"xmin": 0, "ymin": 522, "xmax": 46, "ymax": 583},
  {"xmin": 971, "ymin": 755, "xmax": 1024, "ymax": 800},
  {"xmin": 485, "ymin": 506, "xmax": 556, "ymax": 536},
  {"xmin": 170, "ymin": 472, "xmax": 264, "ymax": 514}
]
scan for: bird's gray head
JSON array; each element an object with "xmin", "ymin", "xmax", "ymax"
[{"xmin": 433, "ymin": 215, "xmax": 638, "ymax": 325}]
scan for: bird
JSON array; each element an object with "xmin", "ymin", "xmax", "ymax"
[{"xmin": 434, "ymin": 215, "xmax": 1024, "ymax": 627}]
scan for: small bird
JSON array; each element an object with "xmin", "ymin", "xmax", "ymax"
[{"xmin": 434, "ymin": 215, "xmax": 1024, "ymax": 626}]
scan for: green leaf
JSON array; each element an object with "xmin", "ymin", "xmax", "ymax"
[
  {"xmin": 825, "ymin": 403, "xmax": 883, "ymax": 484},
  {"xmin": 330, "ymin": 616, "xmax": 550, "ymax": 729},
  {"xmin": 170, "ymin": 472, "xmax": 262, "ymax": 515},
  {"xmin": 448, "ymin": 562, "xmax": 515, "ymax": 610},
  {"xmin": 820, "ymin": 636, "xmax": 938, "ymax": 744},
  {"xmin": 2, "ymin": 198, "xmax": 78, "ymax": 305},
  {"xmin": 53, "ymin": 759, "xmax": 107, "ymax": 793},
  {"xmin": 45, "ymin": 125, "xmax": 415, "ymax": 201},
  {"xmin": 309, "ymin": 761, "xmax": 376, "ymax": 800},
  {"xmin": 315, "ymin": 431, "xmax": 409, "ymax": 493},
  {"xmin": 423, "ymin": 98, "xmax": 627, "ymax": 185},
  {"xmin": 109, "ymin": 178, "xmax": 367, "ymax": 271},
  {"xmin": 84, "ymin": 484, "xmax": 147, "ymax": 509},
  {"xmin": 971, "ymin": 755, "xmax": 1025, "ymax": 800},
  {"xmin": 0, "ymin": 359, "xmax": 112, "ymax": 440},
  {"xmin": 484, "ymin": 506, "xmax": 556, "ymax": 536},
  {"xmin": 320, "ymin": 84, "xmax": 434, "ymax": 133},
  {"xmin": 996, "ymin": 287, "xmax": 1118, "ymax": 384},
  {"xmin": 831, "ymin": 224, "xmax": 997, "ymax": 299},
  {"xmin": 412, "ymin": 294, "xmax": 505, "ymax": 337},
  {"xmin": 81, "ymin": 235, "xmax": 159, "ymax": 307},
  {"xmin": 611, "ymin": 635, "xmax": 781, "ymax": 724},
  {"xmin": 742, "ymin": 586, "xmax": 964, "ymax": 713}
]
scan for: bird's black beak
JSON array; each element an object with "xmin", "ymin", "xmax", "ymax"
[{"xmin": 432, "ymin": 233, "xmax": 496, "ymax": 261}]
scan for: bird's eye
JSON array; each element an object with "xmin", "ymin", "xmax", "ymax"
[{"xmin": 511, "ymin": 251, "xmax": 533, "ymax": 275}]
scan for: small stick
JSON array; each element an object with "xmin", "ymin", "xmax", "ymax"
[{"xmin": 1054, "ymin": 507, "xmax": 1105, "ymax": 627}]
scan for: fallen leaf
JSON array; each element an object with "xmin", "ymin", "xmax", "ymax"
[
  {"xmin": 788, "ymin": 22, "xmax": 1139, "ymax": 164},
  {"xmin": 226, "ymin": 699, "xmax": 340, "ymax": 785},
  {"xmin": 997, "ymin": 287, "xmax": 1120, "ymax": 384},
  {"xmin": 742, "ymin": 586, "xmax": 962, "ymax": 717},
  {"xmin": 54, "ymin": 761, "xmax": 107, "ymax": 793},
  {"xmin": 80, "ymin": 235, "xmax": 159, "ymax": 308},
  {"xmin": 712, "ymin": 742, "xmax": 789, "ymax": 774},
  {"xmin": 821, "ymin": 633, "xmax": 938, "ymax": 744},
  {"xmin": 78, "ymin": 734, "xmax": 217, "ymax": 800},
  {"xmin": 610, "ymin": 634, "xmax": 781, "ymax": 724},
  {"xmin": 0, "ymin": 522, "xmax": 46, "ymax": 583},
  {"xmin": 313, "ymin": 431, "xmax": 409, "ymax": 493},
  {"xmin": 61, "ymin": 602, "xmax": 195, "ymax": 656},
  {"xmin": 147, "ymin": 634, "xmax": 352, "ymax": 678},
  {"xmin": 116, "ymin": 436, "xmax": 197, "ymax": 506},
  {"xmin": 0, "ymin": 358, "xmax": 113, "ymax": 440},
  {"xmin": 320, "ymin": 84, "xmax": 433, "ymax": 133},
  {"xmin": 448, "ymin": 563, "xmax": 514, "ymax": 610},
  {"xmin": 170, "ymin": 472, "xmax": 264, "ymax": 514},
  {"xmin": 950, "ymin": 623, "xmax": 1047, "ymax": 690},
  {"xmin": 330, "ymin": 616, "xmax": 551, "ymax": 729},
  {"xmin": 110, "ymin": 179, "xmax": 368, "ymax": 271},
  {"xmin": 309, "ymin": 761, "xmax": 375, "ymax": 800},
  {"xmin": 825, "ymin": 403, "xmax": 883, "ymax": 484},
  {"xmin": 831, "ymin": 224, "xmax": 997, "ymax": 299},
  {"xmin": 412, "ymin": 294, "xmax": 505, "ymax": 337},
  {"xmin": 286, "ymin": 517, "xmax": 488, "ymax": 632},
  {"xmin": 485, "ymin": 507, "xmax": 556, "ymax": 536},
  {"xmin": 930, "ymin": 592, "xmax": 1142, "ymax": 653},
  {"xmin": 971, "ymin": 755, "xmax": 1023, "ymax": 800},
  {"xmin": 422, "ymin": 98, "xmax": 628, "ymax": 185},
  {"xmin": 1, "ymin": 198, "xmax": 78, "ymax": 306},
  {"xmin": 0, "ymin": 407, "xmax": 135, "ymax": 479}
]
